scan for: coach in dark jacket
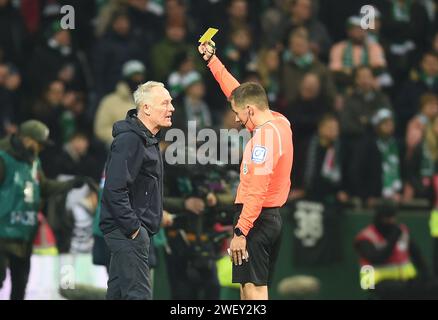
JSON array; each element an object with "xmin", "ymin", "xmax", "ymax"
[{"xmin": 100, "ymin": 81, "xmax": 174, "ymax": 300}]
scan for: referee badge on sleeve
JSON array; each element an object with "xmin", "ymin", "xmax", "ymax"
[{"xmin": 251, "ymin": 146, "xmax": 267, "ymax": 163}]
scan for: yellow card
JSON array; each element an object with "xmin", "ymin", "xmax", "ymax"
[{"xmin": 198, "ymin": 27, "xmax": 219, "ymax": 43}]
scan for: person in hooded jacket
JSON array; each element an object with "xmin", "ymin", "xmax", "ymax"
[{"xmin": 99, "ymin": 81, "xmax": 174, "ymax": 300}]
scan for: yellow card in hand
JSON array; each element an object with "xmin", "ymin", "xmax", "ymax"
[{"xmin": 198, "ymin": 27, "xmax": 219, "ymax": 43}]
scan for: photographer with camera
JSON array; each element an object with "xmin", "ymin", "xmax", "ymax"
[{"xmin": 162, "ymin": 146, "xmax": 235, "ymax": 300}]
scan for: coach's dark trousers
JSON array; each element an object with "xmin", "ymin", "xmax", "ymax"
[{"xmin": 104, "ymin": 226, "xmax": 151, "ymax": 300}]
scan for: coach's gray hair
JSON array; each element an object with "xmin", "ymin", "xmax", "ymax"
[{"xmin": 133, "ymin": 81, "xmax": 165, "ymax": 111}]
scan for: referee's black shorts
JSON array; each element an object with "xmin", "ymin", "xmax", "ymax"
[{"xmin": 232, "ymin": 206, "xmax": 282, "ymax": 286}]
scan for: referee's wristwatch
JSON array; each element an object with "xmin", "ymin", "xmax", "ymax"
[{"xmin": 234, "ymin": 227, "xmax": 245, "ymax": 237}]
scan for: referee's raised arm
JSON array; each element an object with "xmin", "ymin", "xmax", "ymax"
[{"xmin": 198, "ymin": 41, "xmax": 240, "ymax": 98}]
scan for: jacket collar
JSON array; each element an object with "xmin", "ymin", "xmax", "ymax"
[{"xmin": 126, "ymin": 109, "xmax": 160, "ymax": 146}]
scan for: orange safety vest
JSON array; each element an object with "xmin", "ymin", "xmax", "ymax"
[{"xmin": 356, "ymin": 224, "xmax": 416, "ymax": 286}]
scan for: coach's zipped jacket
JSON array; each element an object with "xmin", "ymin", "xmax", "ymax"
[{"xmin": 100, "ymin": 109, "xmax": 163, "ymax": 238}]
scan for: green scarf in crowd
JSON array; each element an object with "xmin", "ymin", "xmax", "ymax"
[
  {"xmin": 377, "ymin": 138, "xmax": 402, "ymax": 197},
  {"xmin": 342, "ymin": 41, "xmax": 369, "ymax": 69},
  {"xmin": 321, "ymin": 144, "xmax": 341, "ymax": 184},
  {"xmin": 420, "ymin": 71, "xmax": 438, "ymax": 89},
  {"xmin": 305, "ymin": 136, "xmax": 341, "ymax": 187},
  {"xmin": 283, "ymin": 50, "xmax": 314, "ymax": 69},
  {"xmin": 391, "ymin": 0, "xmax": 412, "ymax": 22},
  {"xmin": 421, "ymin": 141, "xmax": 437, "ymax": 177}
]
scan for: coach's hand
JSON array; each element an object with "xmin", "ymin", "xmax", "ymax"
[
  {"xmin": 198, "ymin": 40, "xmax": 216, "ymax": 62},
  {"xmin": 230, "ymin": 235, "xmax": 248, "ymax": 266}
]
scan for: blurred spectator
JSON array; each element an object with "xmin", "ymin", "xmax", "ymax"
[
  {"xmin": 91, "ymin": 168, "xmax": 110, "ymax": 270},
  {"xmin": 151, "ymin": 22, "xmax": 203, "ymax": 82},
  {"xmin": 329, "ymin": 16, "xmax": 387, "ymax": 93},
  {"xmin": 260, "ymin": 0, "xmax": 289, "ymax": 48},
  {"xmin": 281, "ymin": 29, "xmax": 336, "ymax": 105},
  {"xmin": 172, "ymin": 71, "xmax": 212, "ymax": 130},
  {"xmin": 27, "ymin": 21, "xmax": 86, "ymax": 95},
  {"xmin": 405, "ymin": 115, "xmax": 438, "ymax": 202},
  {"xmin": 350, "ymin": 109, "xmax": 402, "ymax": 206},
  {"xmin": 51, "ymin": 89, "xmax": 92, "ymax": 144},
  {"xmin": 96, "ymin": 0, "xmax": 163, "ymax": 44},
  {"xmin": 396, "ymin": 52, "xmax": 438, "ymax": 136},
  {"xmin": 256, "ymin": 47, "xmax": 281, "ymax": 106},
  {"xmin": 292, "ymin": 114, "xmax": 349, "ymax": 204},
  {"xmin": 431, "ymin": 31, "xmax": 438, "ymax": 55},
  {"xmin": 68, "ymin": 0, "xmax": 97, "ymax": 52},
  {"xmin": 125, "ymin": 0, "xmax": 164, "ymax": 45},
  {"xmin": 365, "ymin": 6, "xmax": 382, "ymax": 45},
  {"xmin": 46, "ymin": 132, "xmax": 90, "ymax": 178},
  {"xmin": 30, "ymin": 80, "xmax": 66, "ymax": 147},
  {"xmin": 355, "ymin": 200, "xmax": 438, "ymax": 299},
  {"xmin": 363, "ymin": 7, "xmax": 394, "ymax": 91},
  {"xmin": 32, "ymin": 0, "xmax": 66, "ymax": 32},
  {"xmin": 405, "ymin": 93, "xmax": 438, "ymax": 159},
  {"xmin": 378, "ymin": 0, "xmax": 431, "ymax": 86},
  {"xmin": 31, "ymin": 81, "xmax": 88, "ymax": 146},
  {"xmin": 44, "ymin": 135, "xmax": 104, "ymax": 252},
  {"xmin": 167, "ymin": 51, "xmax": 197, "ymax": 98},
  {"xmin": 226, "ymin": 0, "xmax": 250, "ymax": 31},
  {"xmin": 95, "ymin": 0, "xmax": 129, "ymax": 38},
  {"xmin": 162, "ymin": 147, "xmax": 232, "ymax": 300},
  {"xmin": 0, "ymin": 63, "xmax": 21, "ymax": 136},
  {"xmin": 317, "ymin": 0, "xmax": 374, "ymax": 43},
  {"xmin": 94, "ymin": 60, "xmax": 145, "ymax": 147},
  {"xmin": 0, "ymin": 0, "xmax": 27, "ymax": 69},
  {"xmin": 286, "ymin": 72, "xmax": 333, "ymax": 141},
  {"xmin": 19, "ymin": 0, "xmax": 56, "ymax": 35},
  {"xmin": 217, "ymin": 108, "xmax": 245, "ymax": 170},
  {"xmin": 0, "ymin": 120, "xmax": 90, "ymax": 300},
  {"xmin": 279, "ymin": 0, "xmax": 332, "ymax": 60},
  {"xmin": 164, "ymin": 0, "xmax": 197, "ymax": 41},
  {"xmin": 93, "ymin": 10, "xmax": 144, "ymax": 100},
  {"xmin": 0, "ymin": 65, "xmax": 15, "ymax": 135},
  {"xmin": 200, "ymin": 0, "xmax": 261, "ymax": 119},
  {"xmin": 214, "ymin": 0, "xmax": 260, "ymax": 48},
  {"xmin": 21, "ymin": 0, "xmax": 98, "ymax": 51},
  {"xmin": 340, "ymin": 66, "xmax": 392, "ymax": 146},
  {"xmin": 65, "ymin": 90, "xmax": 92, "ymax": 136},
  {"xmin": 241, "ymin": 70, "xmax": 262, "ymax": 83},
  {"xmin": 286, "ymin": 72, "xmax": 333, "ymax": 187},
  {"xmin": 189, "ymin": 0, "xmax": 222, "ymax": 28},
  {"xmin": 223, "ymin": 26, "xmax": 256, "ymax": 81},
  {"xmin": 70, "ymin": 187, "xmax": 98, "ymax": 254}
]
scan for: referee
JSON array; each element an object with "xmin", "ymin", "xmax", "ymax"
[{"xmin": 199, "ymin": 41, "xmax": 294, "ymax": 300}]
